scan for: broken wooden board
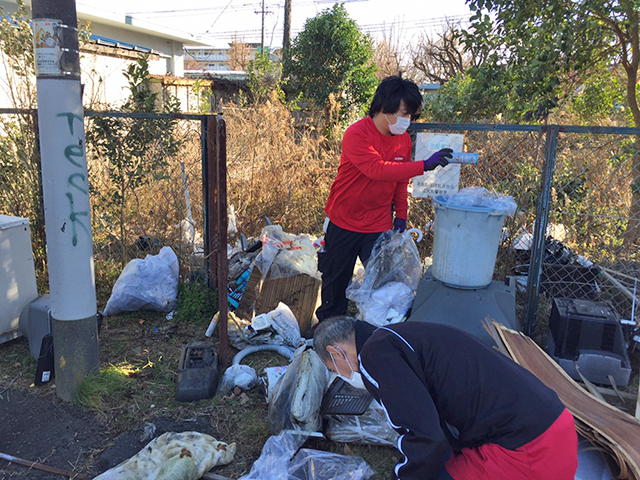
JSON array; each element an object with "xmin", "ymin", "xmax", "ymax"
[{"xmin": 489, "ymin": 322, "xmax": 640, "ymax": 480}]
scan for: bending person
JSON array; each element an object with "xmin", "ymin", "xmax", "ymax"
[{"xmin": 314, "ymin": 316, "xmax": 578, "ymax": 480}]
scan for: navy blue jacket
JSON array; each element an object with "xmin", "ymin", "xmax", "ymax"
[{"xmin": 356, "ymin": 321, "xmax": 565, "ymax": 480}]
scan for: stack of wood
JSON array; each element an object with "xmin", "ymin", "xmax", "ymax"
[{"xmin": 487, "ymin": 322, "xmax": 640, "ymax": 480}]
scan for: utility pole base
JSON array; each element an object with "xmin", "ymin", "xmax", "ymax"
[{"xmin": 52, "ymin": 317, "xmax": 100, "ymax": 402}]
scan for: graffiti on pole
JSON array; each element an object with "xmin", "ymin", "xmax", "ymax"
[{"xmin": 57, "ymin": 112, "xmax": 90, "ymax": 246}]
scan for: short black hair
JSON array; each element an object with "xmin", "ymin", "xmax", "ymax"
[{"xmin": 368, "ymin": 75, "xmax": 423, "ymax": 120}]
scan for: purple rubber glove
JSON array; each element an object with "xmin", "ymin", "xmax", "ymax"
[
  {"xmin": 393, "ymin": 218, "xmax": 407, "ymax": 232},
  {"xmin": 423, "ymin": 148, "xmax": 453, "ymax": 171}
]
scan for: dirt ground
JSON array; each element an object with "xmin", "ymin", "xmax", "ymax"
[
  {"xmin": 0, "ymin": 311, "xmax": 398, "ymax": 480},
  {"xmin": 0, "ymin": 386, "xmax": 214, "ymax": 479}
]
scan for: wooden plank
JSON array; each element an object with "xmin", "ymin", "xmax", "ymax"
[
  {"xmin": 255, "ymin": 274, "xmax": 321, "ymax": 335},
  {"xmin": 493, "ymin": 323, "xmax": 640, "ymax": 480},
  {"xmin": 0, "ymin": 452, "xmax": 87, "ymax": 479},
  {"xmin": 235, "ymin": 269, "xmax": 321, "ymax": 336}
]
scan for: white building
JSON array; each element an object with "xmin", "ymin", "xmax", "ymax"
[{"xmin": 0, "ymin": 0, "xmax": 210, "ymax": 110}]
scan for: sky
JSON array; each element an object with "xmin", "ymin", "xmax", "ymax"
[{"xmin": 76, "ymin": 0, "xmax": 473, "ymax": 49}]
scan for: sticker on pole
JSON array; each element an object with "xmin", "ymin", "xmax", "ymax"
[
  {"xmin": 412, "ymin": 133, "xmax": 464, "ymax": 198},
  {"xmin": 34, "ymin": 19, "xmax": 62, "ymax": 76}
]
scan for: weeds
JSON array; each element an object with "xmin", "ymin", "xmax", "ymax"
[
  {"xmin": 174, "ymin": 280, "xmax": 218, "ymax": 326},
  {"xmin": 76, "ymin": 363, "xmax": 136, "ymax": 410}
]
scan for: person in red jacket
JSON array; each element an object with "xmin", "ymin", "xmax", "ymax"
[{"xmin": 316, "ymin": 75, "xmax": 451, "ymax": 322}]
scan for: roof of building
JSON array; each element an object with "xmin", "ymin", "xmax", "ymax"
[{"xmin": 76, "ymin": 3, "xmax": 211, "ymax": 47}]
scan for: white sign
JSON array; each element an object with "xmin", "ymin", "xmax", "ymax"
[
  {"xmin": 412, "ymin": 133, "xmax": 465, "ymax": 198},
  {"xmin": 34, "ymin": 19, "xmax": 62, "ymax": 76}
]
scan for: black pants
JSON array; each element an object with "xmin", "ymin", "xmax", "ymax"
[{"xmin": 315, "ymin": 221, "xmax": 383, "ymax": 322}]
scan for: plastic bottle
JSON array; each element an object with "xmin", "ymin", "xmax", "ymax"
[
  {"xmin": 449, "ymin": 152, "xmax": 479, "ymax": 164},
  {"xmin": 205, "ymin": 312, "xmax": 220, "ymax": 337}
]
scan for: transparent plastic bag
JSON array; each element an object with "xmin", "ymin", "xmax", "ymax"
[
  {"xmin": 238, "ymin": 431, "xmax": 375, "ymax": 480},
  {"xmin": 288, "ymin": 449, "xmax": 375, "ymax": 480},
  {"xmin": 104, "ymin": 246, "xmax": 179, "ymax": 316},
  {"xmin": 219, "ymin": 364, "xmax": 257, "ymax": 395},
  {"xmin": 238, "ymin": 431, "xmax": 305, "ymax": 480},
  {"xmin": 325, "ymin": 400, "xmax": 399, "ymax": 447},
  {"xmin": 254, "ymin": 225, "xmax": 320, "ymax": 280},
  {"xmin": 268, "ymin": 349, "xmax": 327, "ymax": 434},
  {"xmin": 436, "ymin": 186, "xmax": 517, "ymax": 216},
  {"xmin": 346, "ymin": 230, "xmax": 422, "ymax": 326}
]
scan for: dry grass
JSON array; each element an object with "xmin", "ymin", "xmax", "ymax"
[{"xmin": 224, "ymin": 94, "xmax": 340, "ymax": 239}]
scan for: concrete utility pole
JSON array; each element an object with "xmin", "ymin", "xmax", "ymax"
[
  {"xmin": 255, "ymin": 0, "xmax": 271, "ymax": 53},
  {"xmin": 283, "ymin": 0, "xmax": 292, "ymax": 52},
  {"xmin": 32, "ymin": 0, "xmax": 99, "ymax": 402}
]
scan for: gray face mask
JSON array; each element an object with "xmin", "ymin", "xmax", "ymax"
[{"xmin": 330, "ymin": 345, "xmax": 367, "ymax": 390}]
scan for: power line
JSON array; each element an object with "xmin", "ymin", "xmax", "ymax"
[{"xmin": 198, "ymin": 14, "xmax": 469, "ymax": 40}]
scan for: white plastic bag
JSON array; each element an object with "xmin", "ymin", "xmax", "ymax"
[
  {"xmin": 325, "ymin": 400, "xmax": 399, "ymax": 447},
  {"xmin": 437, "ymin": 186, "xmax": 517, "ymax": 216},
  {"xmin": 346, "ymin": 231, "xmax": 422, "ymax": 326},
  {"xmin": 238, "ymin": 431, "xmax": 375, "ymax": 480},
  {"xmin": 255, "ymin": 225, "xmax": 320, "ymax": 280},
  {"xmin": 269, "ymin": 303, "xmax": 304, "ymax": 348},
  {"xmin": 104, "ymin": 246, "xmax": 179, "ymax": 316},
  {"xmin": 219, "ymin": 364, "xmax": 258, "ymax": 395},
  {"xmin": 288, "ymin": 448, "xmax": 375, "ymax": 480}
]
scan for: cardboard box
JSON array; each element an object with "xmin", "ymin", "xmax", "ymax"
[{"xmin": 236, "ymin": 268, "xmax": 321, "ymax": 335}]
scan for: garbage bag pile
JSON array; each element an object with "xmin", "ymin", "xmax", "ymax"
[
  {"xmin": 238, "ymin": 431, "xmax": 375, "ymax": 480},
  {"xmin": 254, "ymin": 225, "xmax": 320, "ymax": 281}
]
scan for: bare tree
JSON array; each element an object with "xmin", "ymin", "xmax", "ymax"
[
  {"xmin": 227, "ymin": 35, "xmax": 253, "ymax": 72},
  {"xmin": 373, "ymin": 27, "xmax": 404, "ymax": 81},
  {"xmin": 410, "ymin": 23, "xmax": 488, "ymax": 84}
]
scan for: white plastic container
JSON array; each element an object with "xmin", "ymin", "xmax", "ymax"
[
  {"xmin": 431, "ymin": 197, "xmax": 508, "ymax": 288},
  {"xmin": 0, "ymin": 215, "xmax": 38, "ymax": 344}
]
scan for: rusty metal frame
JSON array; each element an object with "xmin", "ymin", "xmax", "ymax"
[{"xmin": 203, "ymin": 115, "xmax": 229, "ymax": 366}]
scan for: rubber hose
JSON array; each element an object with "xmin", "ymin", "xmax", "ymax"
[{"xmin": 232, "ymin": 344, "xmax": 296, "ymax": 365}]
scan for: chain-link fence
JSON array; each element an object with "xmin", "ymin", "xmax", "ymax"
[
  {"xmin": 409, "ymin": 123, "xmax": 640, "ymax": 333},
  {"xmin": 0, "ymin": 109, "xmax": 208, "ymax": 301},
  {"xmin": 2, "ymin": 108, "xmax": 639, "ymax": 331}
]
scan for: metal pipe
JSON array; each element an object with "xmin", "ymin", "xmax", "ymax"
[{"xmin": 524, "ymin": 125, "xmax": 560, "ymax": 335}]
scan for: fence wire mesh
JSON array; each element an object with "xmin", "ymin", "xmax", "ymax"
[
  {"xmin": 0, "ymin": 110, "xmax": 206, "ymax": 300},
  {"xmin": 2, "ymin": 108, "xmax": 640, "ymax": 328},
  {"xmin": 85, "ymin": 113, "xmax": 204, "ymax": 272},
  {"xmin": 548, "ymin": 131, "xmax": 640, "ymax": 324},
  {"xmin": 409, "ymin": 124, "xmax": 640, "ymax": 328}
]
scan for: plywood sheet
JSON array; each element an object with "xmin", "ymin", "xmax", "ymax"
[{"xmin": 490, "ymin": 323, "xmax": 640, "ymax": 480}]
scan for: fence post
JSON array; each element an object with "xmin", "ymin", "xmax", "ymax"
[
  {"xmin": 524, "ymin": 125, "xmax": 560, "ymax": 335},
  {"xmin": 204, "ymin": 115, "xmax": 229, "ymax": 366}
]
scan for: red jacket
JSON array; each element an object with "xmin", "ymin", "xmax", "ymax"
[{"xmin": 325, "ymin": 116, "xmax": 424, "ymax": 233}]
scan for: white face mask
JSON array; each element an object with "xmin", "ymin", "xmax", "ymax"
[
  {"xmin": 330, "ymin": 345, "xmax": 367, "ymax": 390},
  {"xmin": 387, "ymin": 114, "xmax": 411, "ymax": 135}
]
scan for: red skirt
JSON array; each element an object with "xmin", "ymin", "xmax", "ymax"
[{"xmin": 445, "ymin": 409, "xmax": 578, "ymax": 480}]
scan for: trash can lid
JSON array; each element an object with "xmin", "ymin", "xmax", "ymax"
[
  {"xmin": 0, "ymin": 215, "xmax": 30, "ymax": 230},
  {"xmin": 432, "ymin": 195, "xmax": 501, "ymax": 213}
]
